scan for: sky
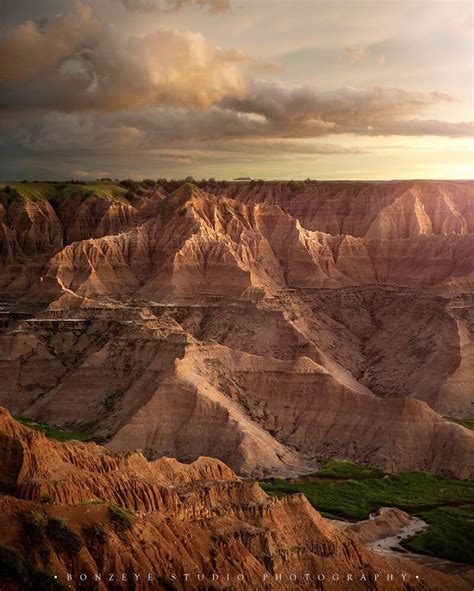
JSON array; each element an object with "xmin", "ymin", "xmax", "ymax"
[{"xmin": 0, "ymin": 0, "xmax": 472, "ymax": 180}]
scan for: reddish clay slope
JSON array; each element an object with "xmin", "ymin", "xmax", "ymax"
[{"xmin": 0, "ymin": 409, "xmax": 470, "ymax": 591}]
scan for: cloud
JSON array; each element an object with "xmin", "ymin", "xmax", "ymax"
[
  {"xmin": 0, "ymin": 23, "xmax": 276, "ymax": 112},
  {"xmin": 4, "ymin": 98, "xmax": 471, "ymax": 176},
  {"xmin": 3, "ymin": 109, "xmax": 260, "ymax": 154},
  {"xmin": 360, "ymin": 118, "xmax": 474, "ymax": 137},
  {"xmin": 72, "ymin": 169, "xmax": 111, "ymax": 179},
  {"xmin": 0, "ymin": 2, "xmax": 99, "ymax": 82},
  {"xmin": 220, "ymin": 80, "xmax": 469, "ymax": 137},
  {"xmin": 116, "ymin": 0, "xmax": 230, "ymax": 13},
  {"xmin": 2, "ymin": 107, "xmax": 472, "ymax": 181},
  {"xmin": 62, "ymin": 28, "xmax": 248, "ymax": 110},
  {"xmin": 0, "ymin": 2, "xmax": 471, "ymax": 164},
  {"xmin": 150, "ymin": 150, "xmax": 197, "ymax": 164},
  {"xmin": 208, "ymin": 140, "xmax": 368, "ymax": 155},
  {"xmin": 344, "ymin": 45, "xmax": 369, "ymax": 62},
  {"xmin": 5, "ymin": 112, "xmax": 147, "ymax": 154}
]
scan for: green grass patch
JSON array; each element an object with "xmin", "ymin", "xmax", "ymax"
[
  {"xmin": 109, "ymin": 505, "xmax": 133, "ymax": 535},
  {"xmin": 402, "ymin": 507, "xmax": 474, "ymax": 564},
  {"xmin": 311, "ymin": 461, "xmax": 384, "ymax": 480},
  {"xmin": 46, "ymin": 517, "xmax": 82, "ymax": 557},
  {"xmin": 0, "ymin": 183, "xmax": 57, "ymax": 201},
  {"xmin": 14, "ymin": 415, "xmax": 105, "ymax": 443},
  {"xmin": 261, "ymin": 470, "xmax": 474, "ymax": 521},
  {"xmin": 54, "ymin": 183, "xmax": 127, "ymax": 201},
  {"xmin": 446, "ymin": 417, "xmax": 474, "ymax": 431},
  {"xmin": 260, "ymin": 464, "xmax": 474, "ymax": 565},
  {"xmin": 0, "ymin": 182, "xmax": 127, "ymax": 203}
]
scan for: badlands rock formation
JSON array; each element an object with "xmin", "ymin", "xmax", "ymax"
[
  {"xmin": 0, "ymin": 180, "xmax": 472, "ymax": 478},
  {"xmin": 0, "ymin": 408, "xmax": 470, "ymax": 591}
]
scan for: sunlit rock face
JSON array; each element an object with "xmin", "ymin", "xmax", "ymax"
[
  {"xmin": 0, "ymin": 180, "xmax": 473, "ymax": 479},
  {"xmin": 0, "ymin": 407, "xmax": 470, "ymax": 591}
]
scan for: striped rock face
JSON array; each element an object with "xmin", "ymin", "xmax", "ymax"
[{"xmin": 0, "ymin": 180, "xmax": 472, "ymax": 480}]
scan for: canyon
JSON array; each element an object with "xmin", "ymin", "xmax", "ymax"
[
  {"xmin": 0, "ymin": 179, "xmax": 472, "ymax": 479},
  {"xmin": 0, "ymin": 178, "xmax": 473, "ymax": 590}
]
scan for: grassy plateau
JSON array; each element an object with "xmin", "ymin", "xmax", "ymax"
[{"xmin": 0, "ymin": 182, "xmax": 128, "ymax": 203}]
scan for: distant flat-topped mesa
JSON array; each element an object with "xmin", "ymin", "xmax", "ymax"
[{"xmin": 0, "ymin": 179, "xmax": 472, "ymax": 479}]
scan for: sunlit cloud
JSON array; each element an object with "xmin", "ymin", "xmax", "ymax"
[
  {"xmin": 0, "ymin": 2, "xmax": 99, "ymax": 82},
  {"xmin": 0, "ymin": 0, "xmax": 472, "ymax": 180},
  {"xmin": 115, "ymin": 0, "xmax": 230, "ymax": 13}
]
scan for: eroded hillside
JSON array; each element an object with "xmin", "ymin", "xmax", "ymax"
[
  {"xmin": 0, "ymin": 180, "xmax": 473, "ymax": 478},
  {"xmin": 0, "ymin": 408, "xmax": 470, "ymax": 591}
]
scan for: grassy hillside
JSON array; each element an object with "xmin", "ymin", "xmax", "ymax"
[
  {"xmin": 260, "ymin": 462, "xmax": 474, "ymax": 564},
  {"xmin": 54, "ymin": 183, "xmax": 128, "ymax": 201},
  {"xmin": 0, "ymin": 182, "xmax": 128, "ymax": 203},
  {"xmin": 0, "ymin": 183, "xmax": 57, "ymax": 201}
]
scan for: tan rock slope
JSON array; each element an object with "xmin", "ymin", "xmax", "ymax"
[
  {"xmin": 0, "ymin": 180, "xmax": 472, "ymax": 478},
  {"xmin": 217, "ymin": 179, "xmax": 473, "ymax": 239},
  {"xmin": 0, "ymin": 408, "xmax": 470, "ymax": 591}
]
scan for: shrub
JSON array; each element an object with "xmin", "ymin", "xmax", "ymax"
[
  {"xmin": 0, "ymin": 544, "xmax": 67, "ymax": 591},
  {"xmin": 119, "ymin": 179, "xmax": 142, "ymax": 193},
  {"xmin": 21, "ymin": 510, "xmax": 48, "ymax": 543},
  {"xmin": 109, "ymin": 505, "xmax": 133, "ymax": 534},
  {"xmin": 46, "ymin": 517, "xmax": 82, "ymax": 557},
  {"xmin": 0, "ymin": 186, "xmax": 21, "ymax": 205},
  {"xmin": 0, "ymin": 545, "xmax": 28, "ymax": 582},
  {"xmin": 83, "ymin": 523, "xmax": 107, "ymax": 544}
]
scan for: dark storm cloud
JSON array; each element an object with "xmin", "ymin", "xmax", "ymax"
[
  {"xmin": 2, "ymin": 102, "xmax": 469, "ymax": 173},
  {"xmin": 220, "ymin": 80, "xmax": 472, "ymax": 138},
  {"xmin": 0, "ymin": 2, "xmax": 99, "ymax": 82}
]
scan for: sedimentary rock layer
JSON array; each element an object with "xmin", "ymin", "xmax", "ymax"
[{"xmin": 0, "ymin": 180, "xmax": 472, "ymax": 478}]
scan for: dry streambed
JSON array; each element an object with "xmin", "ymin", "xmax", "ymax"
[{"xmin": 338, "ymin": 508, "xmax": 474, "ymax": 587}]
